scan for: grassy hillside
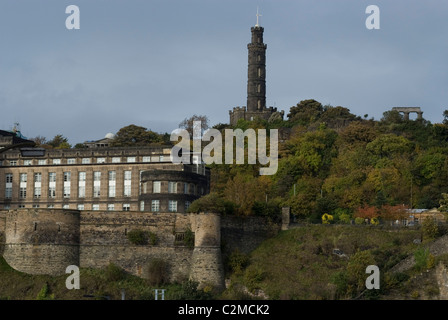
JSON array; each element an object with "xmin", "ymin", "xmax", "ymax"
[
  {"xmin": 0, "ymin": 258, "xmax": 212, "ymax": 300},
  {"xmin": 222, "ymin": 224, "xmax": 443, "ymax": 300}
]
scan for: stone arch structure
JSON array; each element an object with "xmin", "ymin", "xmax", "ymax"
[{"xmin": 392, "ymin": 107, "xmax": 423, "ymax": 120}]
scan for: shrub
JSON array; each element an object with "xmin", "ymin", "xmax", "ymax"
[
  {"xmin": 346, "ymin": 250, "xmax": 376, "ymax": 292},
  {"xmin": 127, "ymin": 229, "xmax": 147, "ymax": 245},
  {"xmin": 148, "ymin": 232, "xmax": 158, "ymax": 245},
  {"xmin": 36, "ymin": 283, "xmax": 54, "ymax": 300},
  {"xmin": 422, "ymin": 218, "xmax": 438, "ymax": 241},
  {"xmin": 227, "ymin": 249, "xmax": 249, "ymax": 274},
  {"xmin": 243, "ymin": 265, "xmax": 265, "ymax": 293},
  {"xmin": 183, "ymin": 228, "xmax": 195, "ymax": 248},
  {"xmin": 414, "ymin": 247, "xmax": 430, "ymax": 272},
  {"xmin": 188, "ymin": 192, "xmax": 235, "ymax": 215},
  {"xmin": 354, "ymin": 217, "xmax": 365, "ymax": 225},
  {"xmin": 321, "ymin": 213, "xmax": 333, "ymax": 224},
  {"xmin": 427, "ymin": 253, "xmax": 435, "ymax": 269},
  {"xmin": 104, "ymin": 263, "xmax": 125, "ymax": 282},
  {"xmin": 338, "ymin": 213, "xmax": 351, "ymax": 224},
  {"xmin": 147, "ymin": 258, "xmax": 168, "ymax": 286},
  {"xmin": 385, "ymin": 272, "xmax": 410, "ymax": 289},
  {"xmin": 425, "ymin": 285, "xmax": 439, "ymax": 297},
  {"xmin": 170, "ymin": 280, "xmax": 212, "ymax": 300},
  {"xmin": 331, "ymin": 271, "xmax": 349, "ymax": 298}
]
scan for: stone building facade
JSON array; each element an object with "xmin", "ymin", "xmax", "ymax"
[
  {"xmin": 0, "ymin": 129, "xmax": 35, "ymax": 151},
  {"xmin": 0, "ymin": 146, "xmax": 209, "ymax": 214}
]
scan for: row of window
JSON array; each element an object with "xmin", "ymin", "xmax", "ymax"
[
  {"xmin": 147, "ymin": 200, "xmax": 190, "ymax": 212},
  {"xmin": 5, "ymin": 173, "xmax": 203, "ymax": 199},
  {"xmin": 5, "ymin": 171, "xmax": 134, "ymax": 199},
  {"xmin": 3, "ymin": 200, "xmax": 191, "ymax": 213},
  {"xmin": 0, "ymin": 155, "xmax": 168, "ymax": 167},
  {"xmin": 146, "ymin": 181, "xmax": 204, "ymax": 195},
  {"xmin": 5, "ymin": 203, "xmax": 132, "ymax": 211},
  {"xmin": 8, "ymin": 171, "xmax": 132, "ymax": 183}
]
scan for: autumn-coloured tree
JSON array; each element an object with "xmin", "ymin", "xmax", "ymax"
[
  {"xmin": 223, "ymin": 174, "xmax": 273, "ymax": 216},
  {"xmin": 378, "ymin": 204, "xmax": 409, "ymax": 222},
  {"xmin": 354, "ymin": 206, "xmax": 378, "ymax": 220}
]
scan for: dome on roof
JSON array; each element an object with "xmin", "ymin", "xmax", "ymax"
[{"xmin": 105, "ymin": 132, "xmax": 115, "ymax": 139}]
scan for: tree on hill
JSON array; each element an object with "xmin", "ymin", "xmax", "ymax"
[
  {"xmin": 31, "ymin": 134, "xmax": 71, "ymax": 149},
  {"xmin": 338, "ymin": 121, "xmax": 377, "ymax": 148},
  {"xmin": 110, "ymin": 124, "xmax": 162, "ymax": 147},
  {"xmin": 287, "ymin": 99, "xmax": 323, "ymax": 126},
  {"xmin": 318, "ymin": 106, "xmax": 360, "ymax": 130},
  {"xmin": 381, "ymin": 110, "xmax": 403, "ymax": 124},
  {"xmin": 179, "ymin": 114, "xmax": 209, "ymax": 136},
  {"xmin": 365, "ymin": 134, "xmax": 413, "ymax": 159},
  {"xmin": 48, "ymin": 134, "xmax": 71, "ymax": 149}
]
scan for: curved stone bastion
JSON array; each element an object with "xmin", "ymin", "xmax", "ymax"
[{"xmin": 3, "ymin": 209, "xmax": 80, "ymax": 275}]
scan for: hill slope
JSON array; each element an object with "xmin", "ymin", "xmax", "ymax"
[{"xmin": 222, "ymin": 224, "xmax": 447, "ymax": 300}]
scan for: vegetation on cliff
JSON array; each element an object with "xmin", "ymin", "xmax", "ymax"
[
  {"xmin": 198, "ymin": 100, "xmax": 448, "ymax": 222},
  {"xmin": 222, "ymin": 224, "xmax": 448, "ymax": 300}
]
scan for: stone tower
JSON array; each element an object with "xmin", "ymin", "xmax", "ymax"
[
  {"xmin": 247, "ymin": 25, "xmax": 267, "ymax": 112},
  {"xmin": 190, "ymin": 213, "xmax": 225, "ymax": 291},
  {"xmin": 229, "ymin": 12, "xmax": 284, "ymax": 126}
]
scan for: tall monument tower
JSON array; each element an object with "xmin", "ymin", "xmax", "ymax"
[
  {"xmin": 229, "ymin": 9, "xmax": 284, "ymax": 126},
  {"xmin": 247, "ymin": 9, "xmax": 267, "ymax": 112}
]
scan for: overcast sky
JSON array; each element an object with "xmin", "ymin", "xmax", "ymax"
[{"xmin": 1, "ymin": 0, "xmax": 447, "ymax": 145}]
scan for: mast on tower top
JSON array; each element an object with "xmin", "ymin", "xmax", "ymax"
[{"xmin": 255, "ymin": 7, "xmax": 262, "ymax": 27}]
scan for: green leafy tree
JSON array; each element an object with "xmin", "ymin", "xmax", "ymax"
[
  {"xmin": 366, "ymin": 134, "xmax": 413, "ymax": 160},
  {"xmin": 338, "ymin": 121, "xmax": 377, "ymax": 147},
  {"xmin": 422, "ymin": 218, "xmax": 438, "ymax": 241},
  {"xmin": 187, "ymin": 192, "xmax": 235, "ymax": 215},
  {"xmin": 48, "ymin": 134, "xmax": 71, "ymax": 149},
  {"xmin": 110, "ymin": 124, "xmax": 162, "ymax": 147},
  {"xmin": 439, "ymin": 193, "xmax": 448, "ymax": 213},
  {"xmin": 319, "ymin": 105, "xmax": 359, "ymax": 129},
  {"xmin": 283, "ymin": 128, "xmax": 337, "ymax": 177},
  {"xmin": 287, "ymin": 99, "xmax": 324, "ymax": 125},
  {"xmin": 346, "ymin": 250, "xmax": 376, "ymax": 293},
  {"xmin": 380, "ymin": 110, "xmax": 403, "ymax": 124},
  {"xmin": 414, "ymin": 247, "xmax": 430, "ymax": 272}
]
